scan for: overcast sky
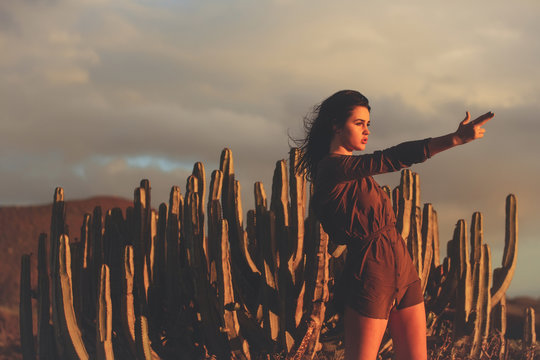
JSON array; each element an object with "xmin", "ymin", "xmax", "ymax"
[{"xmin": 1, "ymin": 0, "xmax": 538, "ymax": 297}]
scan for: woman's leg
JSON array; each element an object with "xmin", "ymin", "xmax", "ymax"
[
  {"xmin": 387, "ymin": 301, "xmax": 427, "ymax": 360},
  {"xmin": 343, "ymin": 305, "xmax": 388, "ymax": 360}
]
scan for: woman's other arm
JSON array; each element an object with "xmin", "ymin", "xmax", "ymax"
[{"xmin": 428, "ymin": 111, "xmax": 494, "ymax": 157}]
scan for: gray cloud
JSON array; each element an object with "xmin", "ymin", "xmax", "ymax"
[{"xmin": 0, "ymin": 0, "xmax": 538, "ymax": 296}]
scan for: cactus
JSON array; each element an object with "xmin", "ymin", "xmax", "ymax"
[
  {"xmin": 469, "ymin": 244, "xmax": 491, "ymax": 358},
  {"xmin": 255, "ymin": 181, "xmax": 281, "ymax": 344},
  {"xmin": 288, "ymin": 148, "xmax": 306, "ymax": 287},
  {"xmin": 20, "ymin": 253, "xmax": 36, "ymax": 360},
  {"xmin": 395, "ymin": 169, "xmax": 413, "ymax": 241},
  {"xmin": 37, "ymin": 233, "xmax": 56, "ymax": 360},
  {"xmin": 77, "ymin": 213, "xmax": 94, "ymax": 334},
  {"xmin": 419, "ymin": 203, "xmax": 434, "ymax": 293},
  {"xmin": 121, "ymin": 245, "xmax": 137, "ymax": 356},
  {"xmin": 270, "ymin": 159, "xmax": 291, "ymax": 350},
  {"xmin": 96, "ymin": 264, "xmax": 114, "ymax": 359},
  {"xmin": 491, "ymin": 194, "xmax": 518, "ymax": 308},
  {"xmin": 55, "ymin": 234, "xmax": 89, "ymax": 359},
  {"xmin": 20, "ymin": 152, "xmax": 521, "ymax": 359},
  {"xmin": 492, "ymin": 294, "xmax": 507, "ymax": 359},
  {"xmin": 523, "ymin": 306, "xmax": 536, "ymax": 351},
  {"xmin": 454, "ymin": 219, "xmax": 472, "ymax": 337},
  {"xmin": 218, "ymin": 218, "xmax": 251, "ymax": 359},
  {"xmin": 292, "ymin": 216, "xmax": 329, "ymax": 360}
]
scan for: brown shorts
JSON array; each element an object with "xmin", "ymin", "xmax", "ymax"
[
  {"xmin": 332, "ymin": 226, "xmax": 424, "ymax": 319},
  {"xmin": 345, "ymin": 278, "xmax": 423, "ymax": 319}
]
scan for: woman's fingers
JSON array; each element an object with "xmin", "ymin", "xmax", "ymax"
[
  {"xmin": 460, "ymin": 111, "xmax": 471, "ymax": 125},
  {"xmin": 472, "ymin": 111, "xmax": 495, "ymax": 126}
]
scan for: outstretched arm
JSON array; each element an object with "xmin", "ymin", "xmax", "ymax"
[{"xmin": 428, "ymin": 111, "xmax": 495, "ymax": 157}]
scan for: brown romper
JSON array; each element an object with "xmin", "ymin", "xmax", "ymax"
[{"xmin": 312, "ymin": 139, "xmax": 432, "ymax": 319}]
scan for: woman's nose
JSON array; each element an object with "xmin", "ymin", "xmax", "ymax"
[{"xmin": 364, "ymin": 127, "xmax": 370, "ymax": 135}]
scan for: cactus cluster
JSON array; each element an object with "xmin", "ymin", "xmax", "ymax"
[
  {"xmin": 19, "ymin": 148, "xmax": 329, "ymax": 359},
  {"xmin": 19, "ymin": 151, "xmax": 526, "ymax": 359}
]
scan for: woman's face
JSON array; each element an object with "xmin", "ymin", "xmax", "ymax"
[{"xmin": 332, "ymin": 106, "xmax": 371, "ymax": 153}]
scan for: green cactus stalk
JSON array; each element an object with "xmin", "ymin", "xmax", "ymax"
[
  {"xmin": 470, "ymin": 212, "xmax": 483, "ymax": 316},
  {"xmin": 77, "ymin": 213, "xmax": 94, "ymax": 332},
  {"xmin": 147, "ymin": 203, "xmax": 167, "ymax": 346},
  {"xmin": 408, "ymin": 204, "xmax": 423, "ymax": 278},
  {"xmin": 492, "ymin": 294, "xmax": 507, "ymax": 359},
  {"xmin": 255, "ymin": 180, "xmax": 280, "ymax": 344},
  {"xmin": 396, "ymin": 169, "xmax": 413, "ymax": 241},
  {"xmin": 292, "ymin": 217, "xmax": 330, "ymax": 360},
  {"xmin": 220, "ymin": 148, "xmax": 235, "ymax": 224},
  {"xmin": 134, "ymin": 187, "xmax": 149, "ymax": 309},
  {"xmin": 55, "ymin": 234, "xmax": 89, "ymax": 359},
  {"xmin": 208, "ymin": 170, "xmax": 224, "ymax": 294},
  {"xmin": 49, "ymin": 187, "xmax": 68, "ymax": 358},
  {"xmin": 89, "ymin": 206, "xmax": 103, "ymax": 324},
  {"xmin": 428, "ymin": 222, "xmax": 460, "ymax": 315},
  {"xmin": 419, "ymin": 203, "xmax": 434, "ymax": 293},
  {"xmin": 454, "ymin": 219, "xmax": 472, "ymax": 337},
  {"xmin": 491, "ymin": 194, "xmax": 518, "ymax": 308},
  {"xmin": 165, "ymin": 186, "xmax": 184, "ymax": 345},
  {"xmin": 96, "ymin": 264, "xmax": 114, "ymax": 360},
  {"xmin": 234, "ymin": 180, "xmax": 260, "ymax": 278},
  {"xmin": 121, "ymin": 245, "xmax": 137, "ymax": 357},
  {"xmin": 186, "ymin": 185, "xmax": 228, "ymax": 357},
  {"xmin": 523, "ymin": 306, "xmax": 536, "ymax": 351},
  {"xmin": 219, "ymin": 150, "xmax": 260, "ymax": 315},
  {"xmin": 470, "ymin": 244, "xmax": 491, "ymax": 358},
  {"xmin": 135, "ymin": 314, "xmax": 153, "ymax": 360},
  {"xmin": 218, "ymin": 218, "xmax": 251, "ymax": 359},
  {"xmin": 288, "ymin": 148, "xmax": 306, "ymax": 288},
  {"xmin": 20, "ymin": 254, "xmax": 36, "ymax": 360},
  {"xmin": 37, "ymin": 233, "xmax": 56, "ymax": 360},
  {"xmin": 193, "ymin": 162, "xmax": 208, "ymax": 269},
  {"xmin": 431, "ymin": 210, "xmax": 440, "ymax": 269},
  {"xmin": 271, "ymin": 159, "xmax": 292, "ymax": 350}
]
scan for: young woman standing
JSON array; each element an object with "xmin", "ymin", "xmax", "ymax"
[{"xmin": 295, "ymin": 90, "xmax": 494, "ymax": 359}]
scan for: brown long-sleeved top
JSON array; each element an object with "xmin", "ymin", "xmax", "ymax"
[{"xmin": 311, "ymin": 138, "xmax": 432, "ymax": 318}]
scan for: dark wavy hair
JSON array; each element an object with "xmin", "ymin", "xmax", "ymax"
[{"xmin": 291, "ymin": 90, "xmax": 370, "ymax": 181}]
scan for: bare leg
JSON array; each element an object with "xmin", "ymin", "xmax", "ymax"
[
  {"xmin": 388, "ymin": 301, "xmax": 427, "ymax": 360},
  {"xmin": 343, "ymin": 305, "xmax": 388, "ymax": 360}
]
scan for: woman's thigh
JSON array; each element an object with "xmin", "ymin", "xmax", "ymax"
[
  {"xmin": 343, "ymin": 305, "xmax": 388, "ymax": 360},
  {"xmin": 387, "ymin": 301, "xmax": 427, "ymax": 360}
]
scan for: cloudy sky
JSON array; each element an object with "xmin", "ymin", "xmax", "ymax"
[{"xmin": 1, "ymin": 0, "xmax": 538, "ymax": 297}]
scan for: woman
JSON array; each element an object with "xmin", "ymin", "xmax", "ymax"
[{"xmin": 294, "ymin": 90, "xmax": 494, "ymax": 360}]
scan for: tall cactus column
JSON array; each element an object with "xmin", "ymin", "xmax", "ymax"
[
  {"xmin": 469, "ymin": 244, "xmax": 492, "ymax": 358},
  {"xmin": 523, "ymin": 307, "xmax": 536, "ymax": 354},
  {"xmin": 96, "ymin": 264, "xmax": 114, "ymax": 359},
  {"xmin": 37, "ymin": 233, "xmax": 56, "ymax": 359},
  {"xmin": 55, "ymin": 234, "xmax": 90, "ymax": 359},
  {"xmin": 20, "ymin": 254, "xmax": 36, "ymax": 360},
  {"xmin": 491, "ymin": 194, "xmax": 518, "ymax": 308}
]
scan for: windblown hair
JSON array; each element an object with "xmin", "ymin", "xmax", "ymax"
[{"xmin": 291, "ymin": 90, "xmax": 371, "ymax": 181}]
